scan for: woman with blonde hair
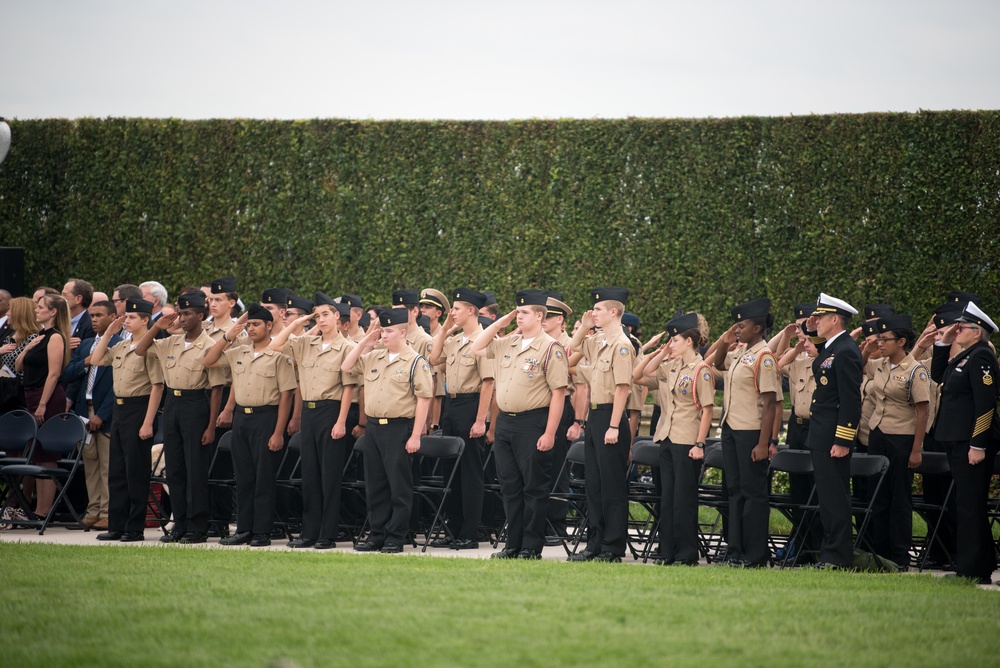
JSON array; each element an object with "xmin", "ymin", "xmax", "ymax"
[
  {"xmin": 14, "ymin": 294, "xmax": 72, "ymax": 517},
  {"xmin": 0, "ymin": 296, "xmax": 42, "ymax": 374}
]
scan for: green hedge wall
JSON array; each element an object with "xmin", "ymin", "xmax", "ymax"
[{"xmin": 1, "ymin": 112, "xmax": 998, "ymax": 334}]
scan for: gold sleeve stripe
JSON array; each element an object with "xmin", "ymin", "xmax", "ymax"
[
  {"xmin": 973, "ymin": 412, "xmax": 993, "ymax": 437},
  {"xmin": 835, "ymin": 426, "xmax": 858, "ymax": 440}
]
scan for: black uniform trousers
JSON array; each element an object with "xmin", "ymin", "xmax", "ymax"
[
  {"xmin": 231, "ymin": 406, "xmax": 282, "ymax": 535},
  {"xmin": 546, "ymin": 396, "xmax": 575, "ymax": 535},
  {"xmin": 785, "ymin": 415, "xmax": 821, "ymax": 557},
  {"xmin": 494, "ymin": 409, "xmax": 553, "ymax": 553},
  {"xmin": 657, "ymin": 439, "xmax": 702, "ymax": 563},
  {"xmin": 868, "ymin": 427, "xmax": 915, "ymax": 567},
  {"xmin": 809, "ymin": 441, "xmax": 854, "ymax": 567},
  {"xmin": 720, "ymin": 424, "xmax": 770, "ymax": 565},
  {"xmin": 943, "ymin": 440, "xmax": 998, "ymax": 580},
  {"xmin": 440, "ymin": 394, "xmax": 487, "ymax": 541},
  {"xmin": 107, "ymin": 396, "xmax": 154, "ymax": 534},
  {"xmin": 299, "ymin": 400, "xmax": 357, "ymax": 542},
  {"xmin": 364, "ymin": 418, "xmax": 415, "ymax": 546},
  {"xmin": 583, "ymin": 407, "xmax": 631, "ymax": 557},
  {"xmin": 162, "ymin": 391, "xmax": 212, "ymax": 535}
]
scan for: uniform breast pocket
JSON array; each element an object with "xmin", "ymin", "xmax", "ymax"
[
  {"xmin": 299, "ymin": 357, "xmax": 318, "ymax": 369},
  {"xmin": 499, "ymin": 356, "xmax": 513, "ymax": 369},
  {"xmin": 321, "ymin": 361, "xmax": 341, "ymax": 380},
  {"xmin": 460, "ymin": 355, "xmax": 477, "ymax": 367},
  {"xmin": 111, "ymin": 356, "xmax": 125, "ymax": 369},
  {"xmin": 596, "ymin": 358, "xmax": 612, "ymax": 372},
  {"xmin": 183, "ymin": 359, "xmax": 202, "ymax": 372},
  {"xmin": 125, "ymin": 356, "xmax": 146, "ymax": 373},
  {"xmin": 391, "ymin": 370, "xmax": 410, "ymax": 384},
  {"xmin": 164, "ymin": 358, "xmax": 178, "ymax": 369},
  {"xmin": 365, "ymin": 368, "xmax": 380, "ymax": 382},
  {"xmin": 254, "ymin": 365, "xmax": 276, "ymax": 379},
  {"xmin": 232, "ymin": 363, "xmax": 247, "ymax": 376}
]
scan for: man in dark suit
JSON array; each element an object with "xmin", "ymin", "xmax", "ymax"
[
  {"xmin": 62, "ymin": 278, "xmax": 96, "ymax": 348},
  {"xmin": 0, "ymin": 288, "xmax": 12, "ymax": 343},
  {"xmin": 63, "ymin": 299, "xmax": 121, "ymax": 529},
  {"xmin": 805, "ymin": 293, "xmax": 863, "ymax": 569},
  {"xmin": 932, "ymin": 301, "xmax": 1000, "ymax": 585}
]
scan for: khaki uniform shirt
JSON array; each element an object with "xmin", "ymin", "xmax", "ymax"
[
  {"xmin": 579, "ymin": 329, "xmax": 634, "ymax": 405},
  {"xmin": 858, "ymin": 361, "xmax": 879, "ymax": 445},
  {"xmin": 283, "ymin": 333, "xmax": 359, "ymax": 402},
  {"xmin": 557, "ymin": 331, "xmax": 576, "ymax": 399},
  {"xmin": 348, "ymin": 328, "xmax": 365, "ymax": 344},
  {"xmin": 204, "ymin": 319, "xmax": 244, "ymax": 385},
  {"xmin": 443, "ymin": 327, "xmax": 493, "ymax": 395},
  {"xmin": 487, "ymin": 332, "xmax": 568, "ymax": 413},
  {"xmin": 97, "ymin": 339, "xmax": 164, "ymax": 398},
  {"xmin": 355, "ymin": 347, "xmax": 434, "ymax": 419},
  {"xmin": 628, "ymin": 347, "xmax": 645, "ymax": 410},
  {"xmin": 652, "ymin": 354, "xmax": 715, "ymax": 445},
  {"xmin": 868, "ymin": 354, "xmax": 931, "ymax": 435},
  {"xmin": 147, "ymin": 331, "xmax": 226, "ymax": 391},
  {"xmin": 783, "ymin": 352, "xmax": 816, "ymax": 419},
  {"xmin": 720, "ymin": 340, "xmax": 780, "ymax": 430},
  {"xmin": 218, "ymin": 343, "xmax": 298, "ymax": 407}
]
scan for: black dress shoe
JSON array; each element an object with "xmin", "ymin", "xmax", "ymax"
[
  {"xmin": 314, "ymin": 539, "xmax": 336, "ymax": 550},
  {"xmin": 159, "ymin": 530, "xmax": 183, "ymax": 543},
  {"xmin": 354, "ymin": 541, "xmax": 384, "ymax": 552},
  {"xmin": 250, "ymin": 534, "xmax": 272, "ymax": 547},
  {"xmin": 594, "ymin": 552, "xmax": 622, "ymax": 563},
  {"xmin": 567, "ymin": 550, "xmax": 597, "ymax": 562},
  {"xmin": 429, "ymin": 537, "xmax": 453, "ymax": 548},
  {"xmin": 287, "ymin": 538, "xmax": 316, "ymax": 549},
  {"xmin": 491, "ymin": 547, "xmax": 520, "ymax": 559},
  {"xmin": 220, "ymin": 531, "xmax": 252, "ymax": 546},
  {"xmin": 381, "ymin": 542, "xmax": 404, "ymax": 553},
  {"xmin": 119, "ymin": 531, "xmax": 144, "ymax": 542},
  {"xmin": 452, "ymin": 538, "xmax": 479, "ymax": 550},
  {"xmin": 96, "ymin": 531, "xmax": 123, "ymax": 541},
  {"xmin": 518, "ymin": 548, "xmax": 542, "ymax": 560},
  {"xmin": 179, "ymin": 532, "xmax": 208, "ymax": 544}
]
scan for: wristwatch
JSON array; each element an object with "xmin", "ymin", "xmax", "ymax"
[
  {"xmin": 574, "ymin": 419, "xmax": 587, "ymax": 427},
  {"xmin": 768, "ymin": 438, "xmax": 779, "ymax": 447},
  {"xmin": 695, "ymin": 441, "xmax": 706, "ymax": 449}
]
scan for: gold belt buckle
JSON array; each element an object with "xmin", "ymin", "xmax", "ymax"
[
  {"xmin": 307, "ymin": 401, "xmax": 316, "ymax": 409},
  {"xmin": 378, "ymin": 418, "xmax": 388, "ymax": 425},
  {"xmin": 173, "ymin": 389, "xmax": 182, "ymax": 397},
  {"xmin": 449, "ymin": 393, "xmax": 457, "ymax": 399},
  {"xmin": 244, "ymin": 407, "xmax": 253, "ymax": 414},
  {"xmin": 590, "ymin": 403, "xmax": 598, "ymax": 410},
  {"xmin": 116, "ymin": 398, "xmax": 124, "ymax": 405}
]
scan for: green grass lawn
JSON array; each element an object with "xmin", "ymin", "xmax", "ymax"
[{"xmin": 2, "ymin": 542, "xmax": 998, "ymax": 667}]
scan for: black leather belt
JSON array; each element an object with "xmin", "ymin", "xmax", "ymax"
[
  {"xmin": 115, "ymin": 395, "xmax": 151, "ymax": 405},
  {"xmin": 166, "ymin": 388, "xmax": 208, "ymax": 397},
  {"xmin": 590, "ymin": 403, "xmax": 614, "ymax": 411},
  {"xmin": 304, "ymin": 399, "xmax": 340, "ymax": 409},
  {"xmin": 236, "ymin": 404, "xmax": 277, "ymax": 414},
  {"xmin": 367, "ymin": 416, "xmax": 413, "ymax": 425},
  {"xmin": 448, "ymin": 392, "xmax": 480, "ymax": 400},
  {"xmin": 500, "ymin": 407, "xmax": 548, "ymax": 418}
]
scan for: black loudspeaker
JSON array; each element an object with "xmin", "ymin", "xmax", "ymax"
[{"xmin": 0, "ymin": 247, "xmax": 25, "ymax": 297}]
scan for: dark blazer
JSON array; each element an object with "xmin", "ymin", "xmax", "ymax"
[
  {"xmin": 0, "ymin": 318, "xmax": 13, "ymax": 345},
  {"xmin": 932, "ymin": 341, "xmax": 999, "ymax": 449},
  {"xmin": 149, "ymin": 312, "xmax": 171, "ymax": 339},
  {"xmin": 72, "ymin": 310, "xmax": 96, "ymax": 342},
  {"xmin": 63, "ymin": 333, "xmax": 122, "ymax": 433},
  {"xmin": 806, "ymin": 331, "xmax": 863, "ymax": 449}
]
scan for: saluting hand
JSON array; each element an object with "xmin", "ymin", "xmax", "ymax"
[
  {"xmin": 580, "ymin": 310, "xmax": 595, "ymax": 331},
  {"xmin": 642, "ymin": 331, "xmax": 665, "ymax": 351},
  {"xmin": 497, "ymin": 309, "xmax": 517, "ymax": 329},
  {"xmin": 155, "ymin": 312, "xmax": 179, "ymax": 331},
  {"xmin": 106, "ymin": 316, "xmax": 126, "ymax": 336},
  {"xmin": 226, "ymin": 313, "xmax": 248, "ymax": 340}
]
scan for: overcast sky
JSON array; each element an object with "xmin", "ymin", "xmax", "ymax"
[{"xmin": 3, "ymin": 0, "xmax": 999, "ymax": 120}]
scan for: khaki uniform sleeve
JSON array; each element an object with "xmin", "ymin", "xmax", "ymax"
[
  {"xmin": 413, "ymin": 358, "xmax": 435, "ymax": 398},
  {"xmin": 545, "ymin": 343, "xmax": 569, "ymax": 391},
  {"xmin": 910, "ymin": 364, "xmax": 931, "ymax": 404},
  {"xmin": 276, "ymin": 354, "xmax": 298, "ymax": 393},
  {"xmin": 695, "ymin": 364, "xmax": 716, "ymax": 409},
  {"xmin": 756, "ymin": 351, "xmax": 781, "ymax": 394}
]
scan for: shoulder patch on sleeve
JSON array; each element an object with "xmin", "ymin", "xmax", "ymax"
[
  {"xmin": 555, "ymin": 350, "xmax": 563, "ymax": 358},
  {"xmin": 762, "ymin": 357, "xmax": 774, "ymax": 369},
  {"xmin": 703, "ymin": 371, "xmax": 712, "ymax": 382},
  {"xmin": 919, "ymin": 371, "xmax": 927, "ymax": 382},
  {"xmin": 422, "ymin": 363, "xmax": 431, "ymax": 372},
  {"xmin": 619, "ymin": 346, "xmax": 630, "ymax": 357}
]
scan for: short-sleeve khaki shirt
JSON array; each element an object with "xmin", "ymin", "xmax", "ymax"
[
  {"xmin": 868, "ymin": 354, "xmax": 931, "ymax": 435},
  {"xmin": 147, "ymin": 331, "xmax": 225, "ymax": 390},
  {"xmin": 487, "ymin": 332, "xmax": 568, "ymax": 413},
  {"xmin": 218, "ymin": 343, "xmax": 298, "ymax": 407},
  {"xmin": 355, "ymin": 347, "xmax": 434, "ymax": 419},
  {"xmin": 283, "ymin": 333, "xmax": 359, "ymax": 402},
  {"xmin": 96, "ymin": 339, "xmax": 164, "ymax": 397},
  {"xmin": 652, "ymin": 354, "xmax": 715, "ymax": 445},
  {"xmin": 720, "ymin": 339, "xmax": 780, "ymax": 430},
  {"xmin": 443, "ymin": 327, "xmax": 494, "ymax": 394},
  {"xmin": 579, "ymin": 329, "xmax": 634, "ymax": 405},
  {"xmin": 782, "ymin": 352, "xmax": 816, "ymax": 419}
]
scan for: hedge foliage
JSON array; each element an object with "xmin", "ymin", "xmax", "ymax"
[{"xmin": 1, "ymin": 112, "xmax": 998, "ymax": 334}]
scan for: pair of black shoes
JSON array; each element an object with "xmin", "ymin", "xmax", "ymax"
[
  {"xmin": 354, "ymin": 540, "xmax": 404, "ymax": 553},
  {"xmin": 160, "ymin": 530, "xmax": 208, "ymax": 544},
  {"xmin": 97, "ymin": 530, "xmax": 143, "ymax": 542},
  {"xmin": 490, "ymin": 547, "xmax": 541, "ymax": 560},
  {"xmin": 567, "ymin": 550, "xmax": 621, "ymax": 563},
  {"xmin": 286, "ymin": 538, "xmax": 337, "ymax": 550},
  {"xmin": 429, "ymin": 537, "xmax": 480, "ymax": 550}
]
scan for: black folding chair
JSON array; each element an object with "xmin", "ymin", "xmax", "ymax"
[
  {"xmin": 340, "ymin": 435, "xmax": 370, "ymax": 545},
  {"xmin": 0, "ymin": 409, "xmax": 38, "ymax": 511},
  {"xmin": 767, "ymin": 448, "xmax": 817, "ymax": 568},
  {"xmin": 147, "ymin": 419, "xmax": 171, "ymax": 536},
  {"xmin": 550, "ymin": 440, "xmax": 589, "ymax": 556},
  {"xmin": 481, "ymin": 443, "xmax": 509, "ymax": 548},
  {"xmin": 414, "ymin": 434, "xmax": 464, "ymax": 552},
  {"xmin": 274, "ymin": 432, "xmax": 304, "ymax": 539},
  {"xmin": 206, "ymin": 431, "xmax": 236, "ymax": 535},
  {"xmin": 697, "ymin": 443, "xmax": 728, "ymax": 563},
  {"xmin": 911, "ymin": 451, "xmax": 955, "ymax": 571},
  {"xmin": 0, "ymin": 413, "xmax": 88, "ymax": 533},
  {"xmin": 850, "ymin": 453, "xmax": 890, "ymax": 552},
  {"xmin": 626, "ymin": 439, "xmax": 660, "ymax": 562}
]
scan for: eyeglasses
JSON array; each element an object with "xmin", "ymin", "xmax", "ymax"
[
  {"xmin": 876, "ymin": 336, "xmax": 898, "ymax": 344},
  {"xmin": 111, "ymin": 298, "xmax": 125, "ymax": 303}
]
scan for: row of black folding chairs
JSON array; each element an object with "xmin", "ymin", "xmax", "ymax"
[{"xmin": 0, "ymin": 410, "xmax": 89, "ymax": 534}]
